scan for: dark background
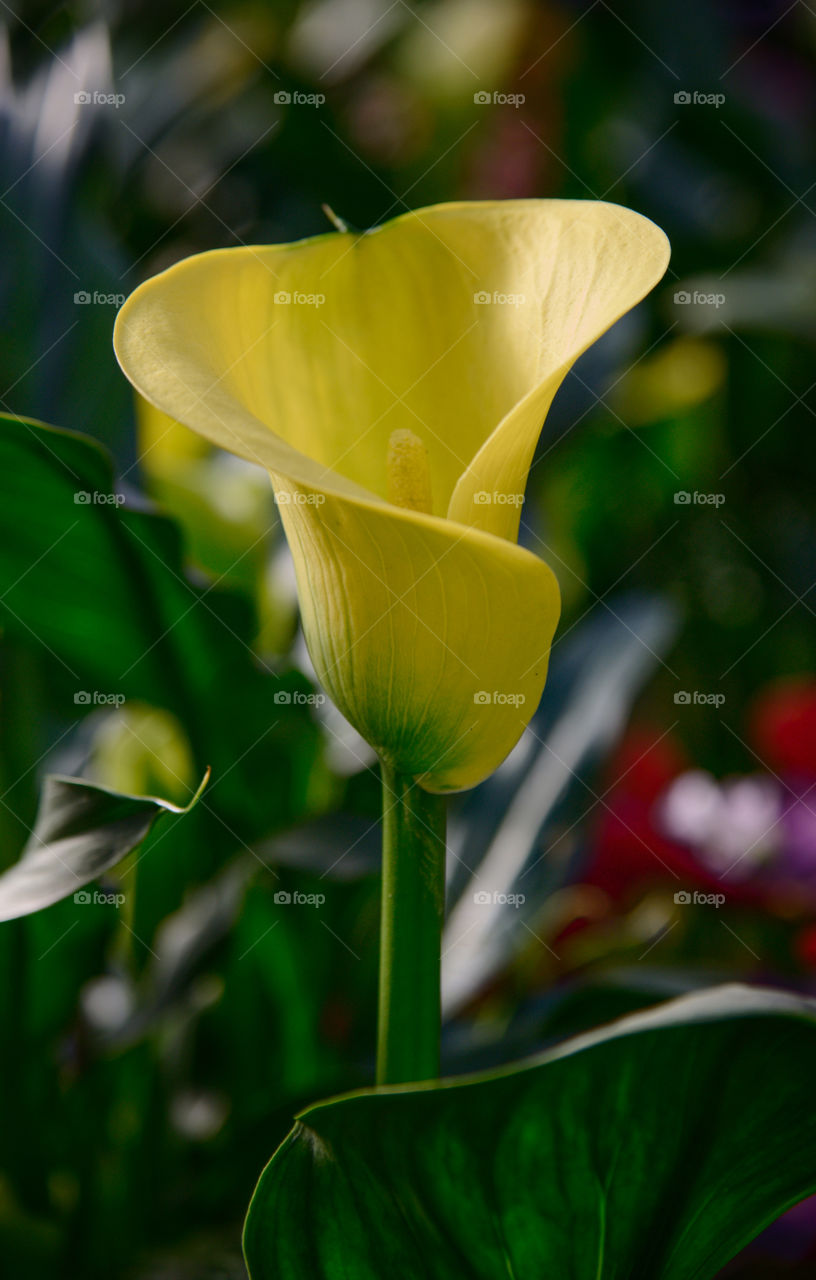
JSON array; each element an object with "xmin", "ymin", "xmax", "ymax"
[{"xmin": 0, "ymin": 1, "xmax": 815, "ymax": 1275}]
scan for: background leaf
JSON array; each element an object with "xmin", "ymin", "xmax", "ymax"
[
  {"xmin": 0, "ymin": 770, "xmax": 207, "ymax": 920},
  {"xmin": 0, "ymin": 412, "xmax": 320, "ymax": 839}
]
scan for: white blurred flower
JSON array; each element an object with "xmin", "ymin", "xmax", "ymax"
[{"xmin": 659, "ymin": 770, "xmax": 783, "ymax": 878}]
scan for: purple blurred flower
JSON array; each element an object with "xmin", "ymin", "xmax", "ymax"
[{"xmin": 780, "ymin": 783, "xmax": 816, "ymax": 882}]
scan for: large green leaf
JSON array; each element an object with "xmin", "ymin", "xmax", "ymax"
[
  {"xmin": 0, "ymin": 771, "xmax": 208, "ymax": 920},
  {"xmin": 244, "ymin": 986, "xmax": 816, "ymax": 1280}
]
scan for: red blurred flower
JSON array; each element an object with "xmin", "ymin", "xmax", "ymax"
[
  {"xmin": 750, "ymin": 678, "xmax": 816, "ymax": 780},
  {"xmin": 581, "ymin": 726, "xmax": 712, "ymax": 901}
]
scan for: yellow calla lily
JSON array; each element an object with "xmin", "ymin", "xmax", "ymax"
[{"xmin": 114, "ymin": 200, "xmax": 669, "ymax": 792}]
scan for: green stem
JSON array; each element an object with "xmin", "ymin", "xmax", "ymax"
[{"xmin": 377, "ymin": 761, "xmax": 446, "ymax": 1085}]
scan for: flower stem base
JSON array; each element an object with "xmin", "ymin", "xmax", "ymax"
[{"xmin": 376, "ymin": 762, "xmax": 446, "ymax": 1085}]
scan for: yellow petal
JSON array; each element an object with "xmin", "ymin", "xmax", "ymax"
[
  {"xmin": 272, "ymin": 478, "xmax": 559, "ymax": 791},
  {"xmin": 114, "ymin": 200, "xmax": 668, "ymax": 532}
]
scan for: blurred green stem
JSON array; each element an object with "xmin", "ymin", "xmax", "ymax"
[{"xmin": 377, "ymin": 762, "xmax": 446, "ymax": 1085}]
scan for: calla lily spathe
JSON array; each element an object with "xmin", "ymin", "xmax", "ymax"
[{"xmin": 114, "ymin": 200, "xmax": 669, "ymax": 791}]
